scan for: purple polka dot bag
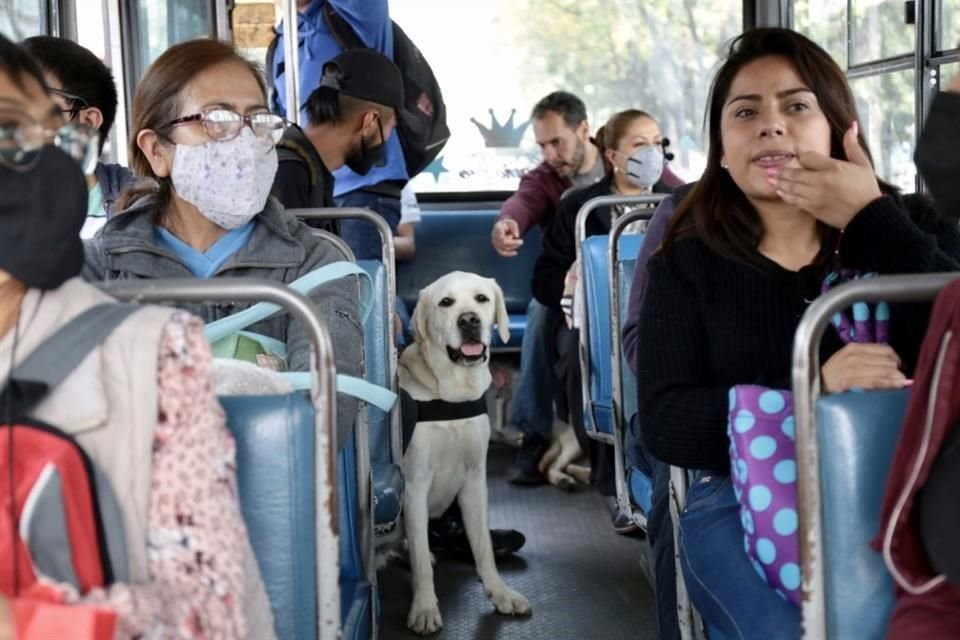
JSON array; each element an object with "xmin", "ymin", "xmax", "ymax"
[{"xmin": 727, "ymin": 270, "xmax": 889, "ymax": 606}]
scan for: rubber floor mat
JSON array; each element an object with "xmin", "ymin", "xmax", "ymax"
[{"xmin": 378, "ymin": 444, "xmax": 657, "ymax": 639}]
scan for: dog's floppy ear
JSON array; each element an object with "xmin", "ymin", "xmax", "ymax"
[
  {"xmin": 489, "ymin": 278, "xmax": 510, "ymax": 344},
  {"xmin": 412, "ymin": 284, "xmax": 431, "ymax": 343}
]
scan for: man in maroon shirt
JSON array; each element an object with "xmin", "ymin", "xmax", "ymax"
[{"xmin": 492, "ymin": 92, "xmax": 605, "ymax": 484}]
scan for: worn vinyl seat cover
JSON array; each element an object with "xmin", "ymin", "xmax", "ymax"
[
  {"xmin": 357, "ymin": 259, "xmax": 404, "ymax": 531},
  {"xmin": 220, "ymin": 394, "xmax": 316, "ymax": 640},
  {"xmin": 581, "ymin": 233, "xmax": 643, "ymax": 436},
  {"xmin": 816, "ymin": 389, "xmax": 910, "ymax": 638}
]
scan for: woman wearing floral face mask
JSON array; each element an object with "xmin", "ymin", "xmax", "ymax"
[
  {"xmin": 530, "ymin": 109, "xmax": 675, "ymax": 534},
  {"xmin": 83, "ymin": 39, "xmax": 362, "ymax": 447}
]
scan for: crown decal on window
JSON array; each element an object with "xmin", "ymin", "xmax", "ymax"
[{"xmin": 470, "ymin": 108, "xmax": 531, "ymax": 148}]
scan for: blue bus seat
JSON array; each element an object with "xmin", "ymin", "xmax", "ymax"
[
  {"xmin": 615, "ymin": 255, "xmax": 652, "ymax": 514},
  {"xmin": 340, "ymin": 432, "xmax": 374, "ymax": 640},
  {"xmin": 396, "ymin": 207, "xmax": 542, "ymax": 350},
  {"xmin": 357, "ymin": 259, "xmax": 390, "ymax": 463},
  {"xmin": 357, "ymin": 259, "xmax": 404, "ymax": 534},
  {"xmin": 581, "ymin": 233, "xmax": 643, "ymax": 437},
  {"xmin": 815, "ymin": 389, "xmax": 910, "ymax": 639},
  {"xmin": 617, "ymin": 257, "xmax": 639, "ymax": 424},
  {"xmin": 220, "ymin": 394, "xmax": 317, "ymax": 640},
  {"xmin": 627, "ymin": 467, "xmax": 653, "ymax": 515}
]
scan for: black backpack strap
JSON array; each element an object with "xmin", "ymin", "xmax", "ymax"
[
  {"xmin": 321, "ymin": 1, "xmax": 366, "ymax": 50},
  {"xmin": 1, "ymin": 303, "xmax": 140, "ymax": 419}
]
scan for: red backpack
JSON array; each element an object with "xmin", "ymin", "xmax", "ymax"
[{"xmin": 1, "ymin": 304, "xmax": 136, "ymax": 602}]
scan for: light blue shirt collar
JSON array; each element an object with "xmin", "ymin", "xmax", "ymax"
[{"xmin": 154, "ymin": 220, "xmax": 256, "ymax": 278}]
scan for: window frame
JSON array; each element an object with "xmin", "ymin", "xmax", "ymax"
[{"xmin": 787, "ymin": 0, "xmax": 960, "ymax": 192}]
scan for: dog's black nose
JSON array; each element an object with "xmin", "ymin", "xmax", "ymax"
[{"xmin": 458, "ymin": 312, "xmax": 481, "ymax": 330}]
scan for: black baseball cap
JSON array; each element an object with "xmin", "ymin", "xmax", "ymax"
[{"xmin": 319, "ymin": 49, "xmax": 404, "ymax": 112}]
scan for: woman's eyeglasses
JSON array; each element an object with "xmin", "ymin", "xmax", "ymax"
[
  {"xmin": 161, "ymin": 108, "xmax": 287, "ymax": 144},
  {"xmin": 0, "ymin": 108, "xmax": 99, "ymax": 174}
]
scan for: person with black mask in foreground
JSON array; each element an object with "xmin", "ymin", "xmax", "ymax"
[
  {"xmin": 271, "ymin": 48, "xmax": 402, "ymax": 233},
  {"xmin": 0, "ymin": 33, "xmax": 272, "ymax": 639}
]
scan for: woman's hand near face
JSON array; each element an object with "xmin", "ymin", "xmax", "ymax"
[
  {"xmin": 771, "ymin": 122, "xmax": 883, "ymax": 229},
  {"xmin": 821, "ymin": 342, "xmax": 906, "ymax": 394}
]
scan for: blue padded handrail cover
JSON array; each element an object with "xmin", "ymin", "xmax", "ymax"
[
  {"xmin": 358, "ymin": 259, "xmax": 391, "ymax": 465},
  {"xmin": 220, "ymin": 394, "xmax": 316, "ymax": 640},
  {"xmin": 816, "ymin": 389, "xmax": 910, "ymax": 639},
  {"xmin": 582, "ymin": 233, "xmax": 644, "ymax": 435}
]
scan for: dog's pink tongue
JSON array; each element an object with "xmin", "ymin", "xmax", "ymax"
[{"xmin": 461, "ymin": 342, "xmax": 484, "ymax": 356}]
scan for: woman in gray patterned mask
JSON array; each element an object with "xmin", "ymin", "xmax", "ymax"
[{"xmin": 530, "ymin": 108, "xmax": 675, "ymax": 535}]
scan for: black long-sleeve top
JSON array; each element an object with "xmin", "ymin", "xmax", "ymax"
[{"xmin": 637, "ymin": 194, "xmax": 960, "ymax": 471}]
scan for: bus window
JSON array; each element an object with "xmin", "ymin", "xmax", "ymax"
[
  {"xmin": 943, "ymin": 62, "xmax": 960, "ymax": 89},
  {"xmin": 849, "ymin": 70, "xmax": 916, "ymax": 192},
  {"xmin": 939, "ymin": 1, "xmax": 960, "ymax": 52},
  {"xmin": 850, "ymin": 0, "xmax": 914, "ymax": 65},
  {"xmin": 131, "ymin": 0, "xmax": 214, "ymax": 80},
  {"xmin": 0, "ymin": 0, "xmax": 47, "ymax": 39},
  {"xmin": 390, "ymin": 0, "xmax": 743, "ymax": 193},
  {"xmin": 792, "ymin": 0, "xmax": 847, "ymax": 67}
]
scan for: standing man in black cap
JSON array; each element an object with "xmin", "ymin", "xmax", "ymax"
[{"xmin": 271, "ymin": 48, "xmax": 403, "ymax": 218}]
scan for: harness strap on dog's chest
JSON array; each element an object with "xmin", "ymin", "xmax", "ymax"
[
  {"xmin": 399, "ymin": 389, "xmax": 488, "ymax": 454},
  {"xmin": 415, "ymin": 398, "xmax": 488, "ymax": 422}
]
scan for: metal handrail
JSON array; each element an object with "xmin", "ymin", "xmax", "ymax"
[
  {"xmin": 607, "ymin": 206, "xmax": 656, "ymax": 528},
  {"xmin": 574, "ymin": 193, "xmax": 666, "ymax": 442},
  {"xmin": 791, "ymin": 272, "xmax": 960, "ymax": 639},
  {"xmin": 292, "ymin": 207, "xmax": 401, "ymax": 464},
  {"xmin": 282, "ymin": 0, "xmax": 301, "ymax": 126},
  {"xmin": 101, "ymin": 277, "xmax": 341, "ymax": 639}
]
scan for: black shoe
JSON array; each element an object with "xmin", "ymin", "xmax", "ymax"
[
  {"xmin": 508, "ymin": 432, "xmax": 549, "ymax": 485},
  {"xmin": 428, "ymin": 508, "xmax": 526, "ymax": 560}
]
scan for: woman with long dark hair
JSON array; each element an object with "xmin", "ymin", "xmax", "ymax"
[{"xmin": 636, "ymin": 28, "xmax": 960, "ymax": 638}]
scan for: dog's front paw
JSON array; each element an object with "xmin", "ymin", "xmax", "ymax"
[
  {"xmin": 488, "ymin": 587, "xmax": 531, "ymax": 616},
  {"xmin": 407, "ymin": 595, "xmax": 443, "ymax": 635}
]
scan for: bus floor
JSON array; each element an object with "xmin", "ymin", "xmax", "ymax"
[{"xmin": 378, "ymin": 443, "xmax": 658, "ymax": 639}]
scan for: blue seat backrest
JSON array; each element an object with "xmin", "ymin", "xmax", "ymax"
[
  {"xmin": 358, "ymin": 259, "xmax": 391, "ymax": 465},
  {"xmin": 339, "ymin": 431, "xmax": 373, "ymax": 639},
  {"xmin": 617, "ymin": 256, "xmax": 638, "ymax": 423},
  {"xmin": 581, "ymin": 233, "xmax": 643, "ymax": 435},
  {"xmin": 816, "ymin": 389, "xmax": 909, "ymax": 639},
  {"xmin": 396, "ymin": 206, "xmax": 541, "ymax": 349},
  {"xmin": 220, "ymin": 394, "xmax": 317, "ymax": 640}
]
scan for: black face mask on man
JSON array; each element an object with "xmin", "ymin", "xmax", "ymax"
[
  {"xmin": 0, "ymin": 146, "xmax": 89, "ymax": 290},
  {"xmin": 344, "ymin": 115, "xmax": 386, "ymax": 176}
]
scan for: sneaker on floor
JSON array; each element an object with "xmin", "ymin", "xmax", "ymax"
[
  {"xmin": 605, "ymin": 496, "xmax": 641, "ymax": 535},
  {"xmin": 429, "ymin": 511, "xmax": 526, "ymax": 560},
  {"xmin": 508, "ymin": 432, "xmax": 549, "ymax": 485}
]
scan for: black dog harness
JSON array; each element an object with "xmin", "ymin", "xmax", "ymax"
[{"xmin": 400, "ymin": 389, "xmax": 488, "ymax": 453}]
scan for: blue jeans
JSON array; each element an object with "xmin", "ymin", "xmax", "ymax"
[
  {"xmin": 333, "ymin": 189, "xmax": 401, "ymax": 261},
  {"xmin": 509, "ymin": 298, "xmax": 562, "ymax": 438},
  {"xmin": 679, "ymin": 473, "xmax": 800, "ymax": 640},
  {"xmin": 395, "ymin": 296, "xmax": 412, "ymax": 348},
  {"xmin": 626, "ymin": 415, "xmax": 680, "ymax": 640}
]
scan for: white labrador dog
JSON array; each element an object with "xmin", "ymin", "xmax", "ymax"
[{"xmin": 399, "ymin": 271, "xmax": 531, "ymax": 635}]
